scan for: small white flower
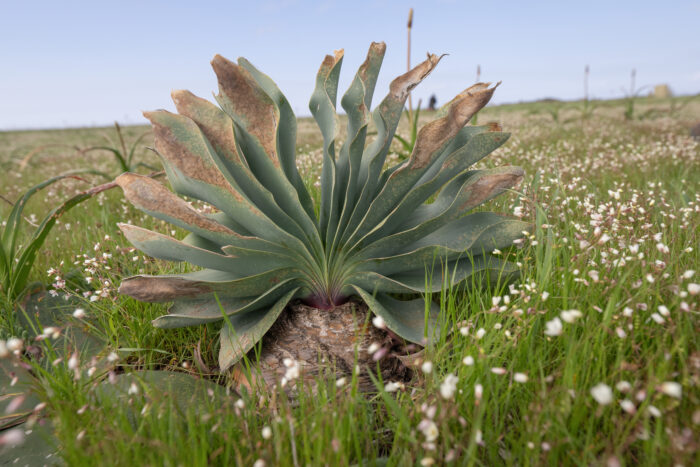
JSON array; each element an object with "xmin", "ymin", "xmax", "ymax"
[
  {"xmin": 660, "ymin": 382, "xmax": 682, "ymax": 399},
  {"xmin": 68, "ymin": 353, "xmax": 79, "ymax": 370},
  {"xmin": 73, "ymin": 308, "xmax": 87, "ymax": 319},
  {"xmin": 647, "ymin": 405, "xmax": 661, "ymax": 418},
  {"xmin": 420, "ymin": 458, "xmax": 435, "ymax": 467},
  {"xmin": 439, "ymin": 374, "xmax": 459, "ymax": 400},
  {"xmin": 615, "ymin": 327, "xmax": 627, "ymax": 338},
  {"xmin": 107, "ymin": 352, "xmax": 119, "ymax": 363},
  {"xmin": 253, "ymin": 460, "xmax": 266, "ymax": 467},
  {"xmin": 371, "ymin": 315, "xmax": 386, "ymax": 329},
  {"xmin": 0, "ymin": 428, "xmax": 25, "ymax": 446},
  {"xmin": 0, "ymin": 341, "xmax": 9, "ymax": 359},
  {"xmin": 514, "ymin": 373, "xmax": 528, "ymax": 383},
  {"xmin": 688, "ymin": 283, "xmax": 699, "ymax": 295},
  {"xmin": 616, "ymin": 381, "xmax": 632, "ymax": 393},
  {"xmin": 235, "ymin": 398, "xmax": 245, "ymax": 409},
  {"xmin": 682, "ymin": 270, "xmax": 695, "ymax": 279},
  {"xmin": 474, "ymin": 383, "xmax": 483, "ymax": 400},
  {"xmin": 261, "ymin": 426, "xmax": 272, "ymax": 440},
  {"xmin": 462, "ymin": 355, "xmax": 474, "ymax": 366},
  {"xmin": 128, "ymin": 383, "xmax": 139, "ymax": 395},
  {"xmin": 384, "ymin": 381, "xmax": 404, "ymax": 393},
  {"xmin": 490, "ymin": 367, "xmax": 507, "ymax": 375},
  {"xmin": 544, "ymin": 317, "xmax": 563, "ymax": 336},
  {"xmin": 657, "ymin": 305, "xmax": 670, "ymax": 317},
  {"xmin": 619, "ymin": 399, "xmax": 636, "ymax": 414},
  {"xmin": 421, "ymin": 420, "xmax": 439, "ymax": 442},
  {"xmin": 591, "ymin": 383, "xmax": 613, "ymax": 405},
  {"xmin": 335, "ymin": 377, "xmax": 347, "ymax": 388},
  {"xmin": 421, "ymin": 361, "xmax": 433, "ymax": 374},
  {"xmin": 367, "ymin": 342, "xmax": 380, "ymax": 354},
  {"xmin": 560, "ymin": 309, "xmax": 582, "ymax": 323},
  {"xmin": 650, "ymin": 313, "xmax": 664, "ymax": 324},
  {"xmin": 475, "ymin": 328, "xmax": 486, "ymax": 339},
  {"xmin": 284, "ymin": 361, "xmax": 300, "ymax": 381},
  {"xmin": 513, "ymin": 373, "xmax": 528, "ymax": 383},
  {"xmin": 6, "ymin": 337, "xmax": 23, "ymax": 353},
  {"xmin": 459, "ymin": 326, "xmax": 469, "ymax": 336},
  {"xmin": 622, "ymin": 307, "xmax": 634, "ymax": 317}
]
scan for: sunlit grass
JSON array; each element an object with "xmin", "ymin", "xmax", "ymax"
[{"xmin": 0, "ymin": 97, "xmax": 698, "ymax": 465}]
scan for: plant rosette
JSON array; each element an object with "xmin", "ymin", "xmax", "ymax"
[{"xmin": 116, "ymin": 42, "xmax": 529, "ymax": 391}]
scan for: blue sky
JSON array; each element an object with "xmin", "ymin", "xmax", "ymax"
[{"xmin": 1, "ymin": 0, "xmax": 698, "ymax": 129}]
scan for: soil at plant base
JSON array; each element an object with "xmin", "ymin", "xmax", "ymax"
[{"xmin": 229, "ymin": 300, "xmax": 417, "ymax": 395}]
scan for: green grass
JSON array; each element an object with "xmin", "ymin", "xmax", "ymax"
[{"xmin": 0, "ymin": 97, "xmax": 698, "ymax": 465}]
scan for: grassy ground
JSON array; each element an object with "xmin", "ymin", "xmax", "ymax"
[{"xmin": 0, "ymin": 96, "xmax": 698, "ymax": 465}]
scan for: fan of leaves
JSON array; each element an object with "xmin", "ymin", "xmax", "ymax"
[{"xmin": 116, "ymin": 42, "xmax": 528, "ymax": 370}]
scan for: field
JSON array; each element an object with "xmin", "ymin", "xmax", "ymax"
[{"xmin": 0, "ymin": 96, "xmax": 698, "ymax": 465}]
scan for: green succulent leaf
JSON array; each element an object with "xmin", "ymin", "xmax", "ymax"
[
  {"xmin": 352, "ymin": 287, "xmax": 440, "ymax": 345},
  {"xmin": 219, "ymin": 287, "xmax": 299, "ymax": 371}
]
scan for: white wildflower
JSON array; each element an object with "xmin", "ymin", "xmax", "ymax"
[
  {"xmin": 619, "ymin": 399, "xmax": 636, "ymax": 414},
  {"xmin": 650, "ymin": 313, "xmax": 664, "ymax": 324},
  {"xmin": 384, "ymin": 381, "xmax": 404, "ymax": 393},
  {"xmin": 462, "ymin": 355, "xmax": 474, "ymax": 366},
  {"xmin": 560, "ymin": 309, "xmax": 582, "ymax": 323},
  {"xmin": 475, "ymin": 328, "xmax": 486, "ymax": 339},
  {"xmin": 657, "ymin": 305, "xmax": 670, "ymax": 317},
  {"xmin": 660, "ymin": 381, "xmax": 682, "ymax": 399},
  {"xmin": 544, "ymin": 317, "xmax": 563, "ymax": 336},
  {"xmin": 261, "ymin": 426, "xmax": 272, "ymax": 440},
  {"xmin": 67, "ymin": 353, "xmax": 79, "ymax": 370},
  {"xmin": 439, "ymin": 374, "xmax": 458, "ymax": 400},
  {"xmin": 6, "ymin": 337, "xmax": 23, "ymax": 353},
  {"xmin": 73, "ymin": 308, "xmax": 87, "ymax": 319},
  {"xmin": 420, "ymin": 420, "xmax": 439, "ymax": 442},
  {"xmin": 421, "ymin": 361, "xmax": 433, "ymax": 374},
  {"xmin": 490, "ymin": 367, "xmax": 507, "ymax": 375},
  {"xmin": 616, "ymin": 381, "xmax": 631, "ymax": 393},
  {"xmin": 371, "ymin": 315, "xmax": 386, "ymax": 329},
  {"xmin": 688, "ymin": 283, "xmax": 699, "ymax": 295},
  {"xmin": 0, "ymin": 428, "xmax": 25, "ymax": 446},
  {"xmin": 514, "ymin": 373, "xmax": 528, "ymax": 383},
  {"xmin": 591, "ymin": 383, "xmax": 613, "ymax": 405},
  {"xmin": 647, "ymin": 405, "xmax": 661, "ymax": 418}
]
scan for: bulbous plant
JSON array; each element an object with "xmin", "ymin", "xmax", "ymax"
[{"xmin": 116, "ymin": 42, "xmax": 528, "ymax": 384}]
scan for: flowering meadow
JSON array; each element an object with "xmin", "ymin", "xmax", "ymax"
[{"xmin": 0, "ymin": 97, "xmax": 698, "ymax": 465}]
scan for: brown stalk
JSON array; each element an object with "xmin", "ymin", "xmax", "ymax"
[{"xmin": 407, "ymin": 7, "xmax": 414, "ymax": 123}]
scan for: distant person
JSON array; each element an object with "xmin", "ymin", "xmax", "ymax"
[{"xmin": 428, "ymin": 94, "xmax": 437, "ymax": 111}]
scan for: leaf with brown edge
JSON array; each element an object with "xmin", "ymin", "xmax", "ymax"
[
  {"xmin": 211, "ymin": 54, "xmax": 280, "ymax": 165},
  {"xmin": 119, "ymin": 268, "xmax": 298, "ymax": 303},
  {"xmin": 356, "ymin": 167, "xmax": 524, "ymax": 258},
  {"xmin": 115, "ymin": 173, "xmax": 238, "ymax": 245}
]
